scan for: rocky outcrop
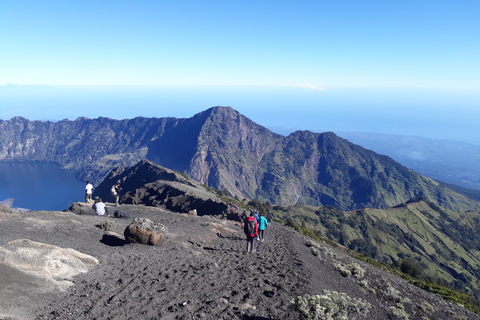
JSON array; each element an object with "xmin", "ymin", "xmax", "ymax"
[
  {"xmin": 67, "ymin": 202, "xmax": 96, "ymax": 215},
  {"xmin": 94, "ymin": 160, "xmax": 229, "ymax": 216},
  {"xmin": 124, "ymin": 218, "xmax": 168, "ymax": 246}
]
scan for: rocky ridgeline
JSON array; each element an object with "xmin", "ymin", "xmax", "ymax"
[
  {"xmin": 66, "ymin": 159, "xmax": 243, "ymax": 231},
  {"xmin": 1, "ymin": 107, "xmax": 479, "ymax": 211},
  {"xmin": 91, "ymin": 159, "xmax": 233, "ymax": 218}
]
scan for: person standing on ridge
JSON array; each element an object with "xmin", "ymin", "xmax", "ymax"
[
  {"xmin": 258, "ymin": 213, "xmax": 269, "ymax": 242},
  {"xmin": 241, "ymin": 210, "xmax": 247, "ymax": 222},
  {"xmin": 85, "ymin": 180, "xmax": 94, "ymax": 204},
  {"xmin": 244, "ymin": 211, "xmax": 258, "ymax": 253},
  {"xmin": 267, "ymin": 211, "xmax": 273, "ymax": 224},
  {"xmin": 111, "ymin": 182, "xmax": 121, "ymax": 207}
]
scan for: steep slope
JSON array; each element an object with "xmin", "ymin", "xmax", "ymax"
[
  {"xmin": 186, "ymin": 108, "xmax": 480, "ymax": 211},
  {"xmin": 1, "ymin": 107, "xmax": 479, "ymax": 211},
  {"xmin": 188, "ymin": 106, "xmax": 284, "ymax": 200},
  {"xmin": 277, "ymin": 199, "xmax": 480, "ymax": 298}
]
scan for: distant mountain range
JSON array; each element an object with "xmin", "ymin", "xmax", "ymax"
[
  {"xmin": 1, "ymin": 106, "xmax": 479, "ymax": 211},
  {"xmin": 336, "ymin": 132, "xmax": 480, "ymax": 191}
]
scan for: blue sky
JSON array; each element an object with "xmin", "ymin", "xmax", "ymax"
[{"xmin": 1, "ymin": 1, "xmax": 479, "ymax": 142}]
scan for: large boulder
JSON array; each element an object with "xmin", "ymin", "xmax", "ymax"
[
  {"xmin": 124, "ymin": 218, "xmax": 168, "ymax": 247},
  {"xmin": 66, "ymin": 202, "xmax": 96, "ymax": 215}
]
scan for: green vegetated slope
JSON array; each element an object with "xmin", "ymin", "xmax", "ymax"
[{"xmin": 275, "ymin": 199, "xmax": 480, "ymax": 298}]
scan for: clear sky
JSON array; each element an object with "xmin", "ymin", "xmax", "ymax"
[{"xmin": 1, "ymin": 1, "xmax": 479, "ymax": 142}]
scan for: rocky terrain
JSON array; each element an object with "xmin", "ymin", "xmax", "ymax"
[
  {"xmin": 92, "ymin": 160, "xmax": 230, "ymax": 218},
  {"xmin": 68, "ymin": 160, "xmax": 480, "ymax": 301},
  {"xmin": 1, "ymin": 202, "xmax": 479, "ymax": 320}
]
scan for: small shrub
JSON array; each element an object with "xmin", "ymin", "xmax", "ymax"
[
  {"xmin": 397, "ymin": 296, "xmax": 411, "ymax": 308},
  {"xmin": 420, "ymin": 301, "xmax": 434, "ymax": 314},
  {"xmin": 358, "ymin": 279, "xmax": 376, "ymax": 294},
  {"xmin": 306, "ymin": 240, "xmax": 320, "ymax": 248},
  {"xmin": 334, "ymin": 262, "xmax": 352, "ymax": 277},
  {"xmin": 98, "ymin": 220, "xmax": 117, "ymax": 232},
  {"xmin": 311, "ymin": 247, "xmax": 321, "ymax": 256},
  {"xmin": 385, "ymin": 285, "xmax": 401, "ymax": 301},
  {"xmin": 334, "ymin": 262, "xmax": 365, "ymax": 278},
  {"xmin": 349, "ymin": 263, "xmax": 365, "ymax": 278},
  {"xmin": 389, "ymin": 306, "xmax": 409, "ymax": 320},
  {"xmin": 291, "ymin": 290, "xmax": 371, "ymax": 320}
]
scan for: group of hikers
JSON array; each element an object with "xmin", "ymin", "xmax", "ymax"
[
  {"xmin": 85, "ymin": 180, "xmax": 122, "ymax": 216},
  {"xmin": 243, "ymin": 209, "xmax": 273, "ymax": 253},
  {"xmin": 86, "ymin": 180, "xmax": 274, "ymax": 251}
]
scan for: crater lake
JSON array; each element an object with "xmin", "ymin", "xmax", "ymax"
[{"xmin": 0, "ymin": 161, "xmax": 87, "ymax": 211}]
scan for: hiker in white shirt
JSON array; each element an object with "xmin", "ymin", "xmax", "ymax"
[
  {"xmin": 93, "ymin": 198, "xmax": 108, "ymax": 216},
  {"xmin": 85, "ymin": 180, "xmax": 94, "ymax": 203}
]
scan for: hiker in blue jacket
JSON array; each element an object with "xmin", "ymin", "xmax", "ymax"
[{"xmin": 258, "ymin": 213, "xmax": 269, "ymax": 242}]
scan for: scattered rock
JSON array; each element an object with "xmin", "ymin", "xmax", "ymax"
[{"xmin": 124, "ymin": 217, "xmax": 168, "ymax": 246}]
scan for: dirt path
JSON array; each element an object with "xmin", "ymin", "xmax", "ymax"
[{"xmin": 33, "ymin": 218, "xmax": 308, "ymax": 320}]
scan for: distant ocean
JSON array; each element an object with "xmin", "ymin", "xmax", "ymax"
[
  {"xmin": 1, "ymin": 85, "xmax": 479, "ymax": 144},
  {"xmin": 0, "ymin": 161, "xmax": 86, "ymax": 211}
]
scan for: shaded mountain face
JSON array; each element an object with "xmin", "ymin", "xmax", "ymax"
[{"xmin": 0, "ymin": 107, "xmax": 479, "ymax": 211}]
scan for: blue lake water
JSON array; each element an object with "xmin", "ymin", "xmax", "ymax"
[{"xmin": 0, "ymin": 161, "xmax": 86, "ymax": 211}]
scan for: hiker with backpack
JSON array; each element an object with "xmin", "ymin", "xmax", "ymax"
[
  {"xmin": 241, "ymin": 210, "xmax": 247, "ymax": 222},
  {"xmin": 244, "ymin": 211, "xmax": 258, "ymax": 253},
  {"xmin": 111, "ymin": 182, "xmax": 121, "ymax": 207},
  {"xmin": 267, "ymin": 211, "xmax": 273, "ymax": 224},
  {"xmin": 258, "ymin": 213, "xmax": 269, "ymax": 242}
]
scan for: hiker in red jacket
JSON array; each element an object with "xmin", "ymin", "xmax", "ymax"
[{"xmin": 244, "ymin": 212, "xmax": 258, "ymax": 253}]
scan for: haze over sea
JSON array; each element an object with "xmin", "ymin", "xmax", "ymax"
[{"xmin": 2, "ymin": 84, "xmax": 480, "ymax": 145}]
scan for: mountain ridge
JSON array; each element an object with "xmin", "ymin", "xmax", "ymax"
[{"xmin": 0, "ymin": 106, "xmax": 479, "ymax": 211}]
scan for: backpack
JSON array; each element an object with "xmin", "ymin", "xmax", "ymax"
[
  {"xmin": 111, "ymin": 185, "xmax": 117, "ymax": 196},
  {"xmin": 114, "ymin": 210, "xmax": 129, "ymax": 219},
  {"xmin": 245, "ymin": 219, "xmax": 256, "ymax": 236}
]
